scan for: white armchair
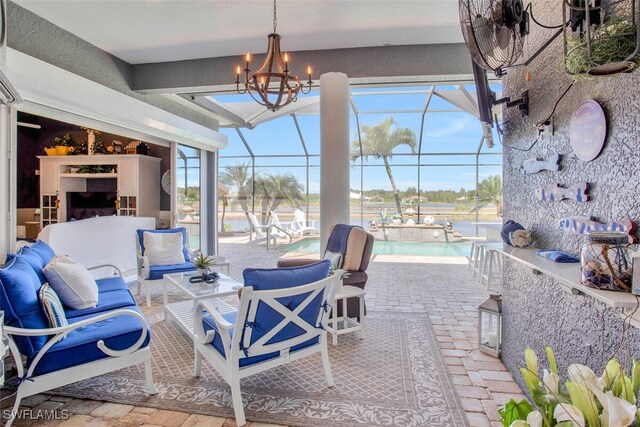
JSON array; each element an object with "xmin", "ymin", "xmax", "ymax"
[
  {"xmin": 136, "ymin": 227, "xmax": 197, "ymax": 306},
  {"xmin": 193, "ymin": 262, "xmax": 341, "ymax": 426}
]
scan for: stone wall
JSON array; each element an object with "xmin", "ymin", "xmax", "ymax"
[{"xmin": 500, "ymin": 0, "xmax": 640, "ymax": 391}]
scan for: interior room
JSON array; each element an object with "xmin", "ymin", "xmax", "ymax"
[{"xmin": 1, "ymin": 0, "xmax": 639, "ymax": 426}]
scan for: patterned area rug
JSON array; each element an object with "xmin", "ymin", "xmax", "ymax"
[{"xmin": 53, "ymin": 311, "xmax": 467, "ymax": 427}]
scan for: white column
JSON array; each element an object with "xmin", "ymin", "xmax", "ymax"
[
  {"xmin": 320, "ymin": 72, "xmax": 350, "ymax": 253},
  {"xmin": 0, "ymin": 105, "xmax": 8, "ymax": 258}
]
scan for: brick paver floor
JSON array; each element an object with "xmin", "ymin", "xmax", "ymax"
[{"xmin": 4, "ymin": 235, "xmax": 524, "ymax": 427}]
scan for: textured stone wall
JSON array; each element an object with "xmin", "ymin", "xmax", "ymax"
[{"xmin": 500, "ymin": 0, "xmax": 640, "ymax": 391}]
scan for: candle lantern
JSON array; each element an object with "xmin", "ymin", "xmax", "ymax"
[{"xmin": 478, "ymin": 293, "xmax": 502, "ymax": 357}]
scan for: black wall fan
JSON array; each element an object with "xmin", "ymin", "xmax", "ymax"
[{"xmin": 460, "ymin": 0, "xmax": 565, "ymax": 77}]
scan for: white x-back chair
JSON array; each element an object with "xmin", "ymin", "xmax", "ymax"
[{"xmin": 193, "ymin": 269, "xmax": 342, "ymax": 426}]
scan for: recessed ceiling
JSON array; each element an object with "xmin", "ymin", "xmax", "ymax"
[{"xmin": 15, "ymin": 0, "xmax": 464, "ymax": 64}]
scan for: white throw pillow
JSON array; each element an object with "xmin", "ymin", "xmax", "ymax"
[
  {"xmin": 43, "ymin": 255, "xmax": 99, "ymax": 309},
  {"xmin": 143, "ymin": 231, "xmax": 186, "ymax": 266}
]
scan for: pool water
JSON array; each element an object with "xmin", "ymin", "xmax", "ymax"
[{"xmin": 284, "ymin": 238, "xmax": 471, "ymax": 257}]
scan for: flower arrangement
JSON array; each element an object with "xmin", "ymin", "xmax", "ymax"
[
  {"xmin": 500, "ymin": 347, "xmax": 639, "ymax": 427},
  {"xmin": 566, "ymin": 18, "xmax": 638, "ymax": 77}
]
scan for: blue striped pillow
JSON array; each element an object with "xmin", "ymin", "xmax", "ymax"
[{"xmin": 38, "ymin": 283, "xmax": 68, "ymax": 337}]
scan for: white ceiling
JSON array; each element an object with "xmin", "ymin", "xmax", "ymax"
[{"xmin": 15, "ymin": 0, "xmax": 464, "ymax": 64}]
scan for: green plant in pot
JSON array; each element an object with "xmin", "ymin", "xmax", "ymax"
[
  {"xmin": 566, "ymin": 18, "xmax": 638, "ymax": 77},
  {"xmin": 500, "ymin": 346, "xmax": 639, "ymax": 426},
  {"xmin": 193, "ymin": 253, "xmax": 215, "ymax": 274}
]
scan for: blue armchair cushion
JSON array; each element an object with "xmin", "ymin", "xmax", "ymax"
[
  {"xmin": 95, "ymin": 276, "xmax": 129, "ymax": 293},
  {"xmin": 241, "ymin": 260, "xmax": 331, "ymax": 347},
  {"xmin": 27, "ymin": 240, "xmax": 57, "ymax": 265},
  {"xmin": 137, "ymin": 227, "xmax": 190, "ymax": 263},
  {"xmin": 64, "ymin": 289, "xmax": 137, "ymax": 319},
  {"xmin": 202, "ymin": 312, "xmax": 319, "ymax": 367},
  {"xmin": 0, "ymin": 257, "xmax": 48, "ymax": 357},
  {"xmin": 148, "ymin": 262, "xmax": 196, "ymax": 280},
  {"xmin": 31, "ymin": 305, "xmax": 151, "ymax": 376},
  {"xmin": 5, "ymin": 247, "xmax": 47, "ymax": 284},
  {"xmin": 39, "ymin": 283, "xmax": 69, "ymax": 336}
]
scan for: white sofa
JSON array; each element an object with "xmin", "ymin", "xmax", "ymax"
[{"xmin": 37, "ymin": 216, "xmax": 156, "ymax": 281}]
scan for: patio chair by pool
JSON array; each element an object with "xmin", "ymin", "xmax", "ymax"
[
  {"xmin": 246, "ymin": 211, "xmax": 268, "ymax": 242},
  {"xmin": 278, "ymin": 224, "xmax": 374, "ymax": 319},
  {"xmin": 193, "ymin": 260, "xmax": 341, "ymax": 426},
  {"xmin": 268, "ymin": 211, "xmax": 293, "ymax": 246},
  {"xmin": 290, "ymin": 208, "xmax": 318, "ymax": 237},
  {"xmin": 136, "ymin": 227, "xmax": 197, "ymax": 307}
]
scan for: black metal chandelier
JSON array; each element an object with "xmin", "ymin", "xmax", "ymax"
[{"xmin": 235, "ymin": 0, "xmax": 312, "ymax": 112}]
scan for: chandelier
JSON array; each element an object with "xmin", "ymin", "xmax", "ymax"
[{"xmin": 235, "ymin": 0, "xmax": 312, "ymax": 111}]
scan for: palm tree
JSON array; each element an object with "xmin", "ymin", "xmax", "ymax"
[
  {"xmin": 219, "ymin": 163, "xmax": 253, "ymax": 212},
  {"xmin": 255, "ymin": 173, "xmax": 304, "ymax": 223},
  {"xmin": 471, "ymin": 175, "xmax": 503, "ymax": 216},
  {"xmin": 350, "ymin": 117, "xmax": 417, "ymax": 219}
]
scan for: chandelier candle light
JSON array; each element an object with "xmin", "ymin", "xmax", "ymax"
[{"xmin": 235, "ymin": 0, "xmax": 312, "ymax": 111}]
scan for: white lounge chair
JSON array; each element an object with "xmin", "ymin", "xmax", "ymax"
[
  {"xmin": 290, "ymin": 208, "xmax": 318, "ymax": 237},
  {"xmin": 246, "ymin": 212, "xmax": 268, "ymax": 242},
  {"xmin": 268, "ymin": 211, "xmax": 292, "ymax": 247}
]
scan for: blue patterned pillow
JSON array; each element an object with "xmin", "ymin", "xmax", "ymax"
[
  {"xmin": 322, "ymin": 250, "xmax": 343, "ymax": 273},
  {"xmin": 38, "ymin": 283, "xmax": 68, "ymax": 337}
]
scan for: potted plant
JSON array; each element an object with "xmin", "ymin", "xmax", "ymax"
[
  {"xmin": 50, "ymin": 133, "xmax": 74, "ymax": 155},
  {"xmin": 500, "ymin": 346, "xmax": 639, "ymax": 426},
  {"xmin": 193, "ymin": 253, "xmax": 215, "ymax": 275},
  {"xmin": 392, "ymin": 213, "xmax": 402, "ymax": 224},
  {"xmin": 566, "ymin": 18, "xmax": 638, "ymax": 77}
]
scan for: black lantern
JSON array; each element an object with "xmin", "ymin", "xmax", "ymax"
[{"xmin": 478, "ymin": 293, "xmax": 502, "ymax": 357}]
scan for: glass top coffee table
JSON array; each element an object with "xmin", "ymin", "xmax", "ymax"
[
  {"xmin": 163, "ymin": 271, "xmax": 241, "ymax": 337},
  {"xmin": 162, "ymin": 271, "xmax": 242, "ymax": 306}
]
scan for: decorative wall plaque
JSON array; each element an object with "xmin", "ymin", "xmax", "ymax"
[
  {"xmin": 569, "ymin": 99, "xmax": 607, "ymax": 161},
  {"xmin": 535, "ymin": 182, "xmax": 590, "ymax": 203}
]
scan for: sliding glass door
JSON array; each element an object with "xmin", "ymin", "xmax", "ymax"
[{"xmin": 175, "ymin": 145, "xmax": 202, "ymax": 250}]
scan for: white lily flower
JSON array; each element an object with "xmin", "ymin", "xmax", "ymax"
[
  {"xmin": 590, "ymin": 385, "xmax": 636, "ymax": 427},
  {"xmin": 554, "ymin": 403, "xmax": 586, "ymax": 427},
  {"xmin": 526, "ymin": 410, "xmax": 543, "ymax": 427},
  {"xmin": 543, "ymin": 369, "xmax": 560, "ymax": 394},
  {"xmin": 568, "ymin": 364, "xmax": 606, "ymax": 390},
  {"xmin": 509, "ymin": 421, "xmax": 530, "ymax": 427}
]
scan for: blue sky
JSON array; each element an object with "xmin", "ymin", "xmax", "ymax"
[{"xmin": 184, "ymin": 84, "xmax": 503, "ymax": 193}]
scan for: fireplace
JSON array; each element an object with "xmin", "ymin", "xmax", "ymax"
[{"xmin": 67, "ymin": 191, "xmax": 117, "ymax": 220}]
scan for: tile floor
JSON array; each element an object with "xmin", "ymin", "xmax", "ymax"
[{"xmin": 4, "ymin": 235, "xmax": 525, "ymax": 426}]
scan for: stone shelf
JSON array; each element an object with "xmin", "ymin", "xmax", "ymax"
[{"xmin": 488, "ymin": 243, "xmax": 640, "ymax": 309}]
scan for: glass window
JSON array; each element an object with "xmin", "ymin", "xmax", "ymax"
[{"xmin": 176, "ymin": 145, "xmax": 201, "ymax": 250}]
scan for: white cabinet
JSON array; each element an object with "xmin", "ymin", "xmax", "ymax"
[{"xmin": 38, "ymin": 154, "xmax": 161, "ymax": 225}]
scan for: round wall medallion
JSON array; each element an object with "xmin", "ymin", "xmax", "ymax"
[{"xmin": 569, "ymin": 99, "xmax": 607, "ymax": 161}]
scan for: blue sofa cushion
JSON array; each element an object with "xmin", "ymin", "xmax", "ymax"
[
  {"xmin": 5, "ymin": 247, "xmax": 47, "ymax": 284},
  {"xmin": 64, "ymin": 289, "xmax": 137, "ymax": 319},
  {"xmin": 28, "ymin": 240, "xmax": 57, "ymax": 266},
  {"xmin": 241, "ymin": 260, "xmax": 331, "ymax": 348},
  {"xmin": 202, "ymin": 312, "xmax": 318, "ymax": 367},
  {"xmin": 137, "ymin": 228, "xmax": 190, "ymax": 263},
  {"xmin": 96, "ymin": 276, "xmax": 129, "ymax": 293},
  {"xmin": 0, "ymin": 257, "xmax": 48, "ymax": 357},
  {"xmin": 31, "ymin": 304, "xmax": 151, "ymax": 376},
  {"xmin": 148, "ymin": 262, "xmax": 196, "ymax": 280}
]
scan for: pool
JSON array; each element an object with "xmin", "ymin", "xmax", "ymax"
[{"xmin": 284, "ymin": 238, "xmax": 471, "ymax": 257}]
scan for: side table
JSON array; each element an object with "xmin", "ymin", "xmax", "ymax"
[{"xmin": 326, "ymin": 285, "xmax": 366, "ymax": 345}]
